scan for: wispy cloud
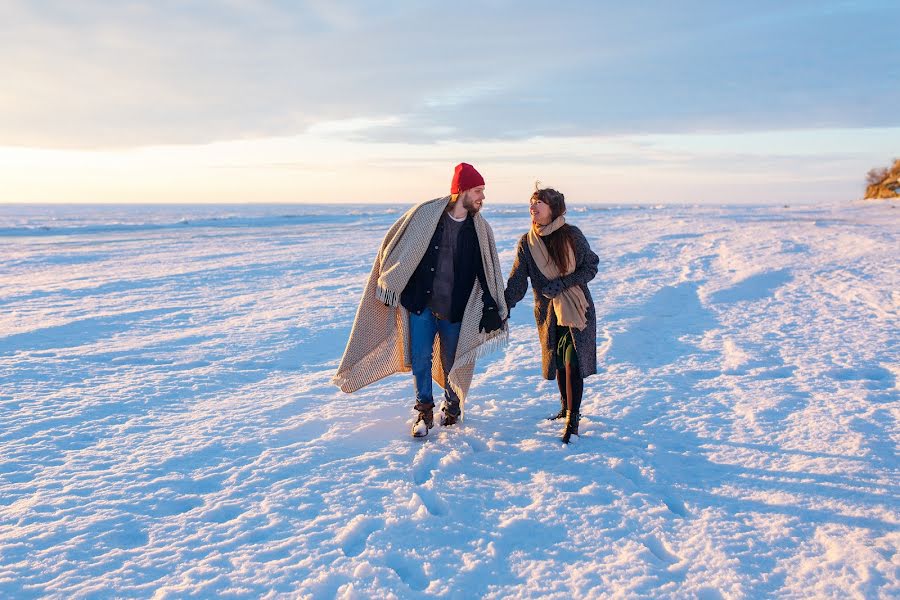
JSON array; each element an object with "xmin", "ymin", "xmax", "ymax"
[{"xmin": 2, "ymin": 1, "xmax": 896, "ymax": 149}]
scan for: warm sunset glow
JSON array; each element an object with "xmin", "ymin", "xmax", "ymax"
[{"xmin": 2, "ymin": 127, "xmax": 897, "ymax": 204}]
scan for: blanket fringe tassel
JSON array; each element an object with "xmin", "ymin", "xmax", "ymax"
[
  {"xmin": 472, "ymin": 328, "xmax": 509, "ymax": 362},
  {"xmin": 375, "ymin": 286, "xmax": 400, "ymax": 307}
]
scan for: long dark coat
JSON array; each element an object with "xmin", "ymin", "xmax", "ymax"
[{"xmin": 504, "ymin": 225, "xmax": 599, "ymax": 380}]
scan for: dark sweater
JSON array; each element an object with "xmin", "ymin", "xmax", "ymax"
[
  {"xmin": 429, "ymin": 212, "xmax": 465, "ymax": 318},
  {"xmin": 504, "ymin": 225, "xmax": 599, "ymax": 379},
  {"xmin": 401, "ymin": 212, "xmax": 498, "ymax": 322}
]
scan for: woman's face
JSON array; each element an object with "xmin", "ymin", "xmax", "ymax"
[{"xmin": 530, "ymin": 196, "xmax": 552, "ymax": 226}]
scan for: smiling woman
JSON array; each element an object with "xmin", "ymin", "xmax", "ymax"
[{"xmin": 505, "ymin": 184, "xmax": 600, "ymax": 443}]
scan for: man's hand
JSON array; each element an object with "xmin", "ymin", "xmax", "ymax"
[{"xmin": 542, "ymin": 278, "xmax": 565, "ymax": 299}]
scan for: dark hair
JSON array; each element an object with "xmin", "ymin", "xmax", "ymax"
[{"xmin": 531, "ymin": 184, "xmax": 575, "ymax": 274}]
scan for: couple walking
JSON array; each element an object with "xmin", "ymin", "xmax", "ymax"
[{"xmin": 333, "ymin": 163, "xmax": 599, "ymax": 443}]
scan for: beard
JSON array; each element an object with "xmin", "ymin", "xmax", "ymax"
[{"xmin": 461, "ymin": 193, "xmax": 482, "ymax": 215}]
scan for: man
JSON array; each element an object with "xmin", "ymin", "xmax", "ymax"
[{"xmin": 333, "ymin": 163, "xmax": 508, "ymax": 437}]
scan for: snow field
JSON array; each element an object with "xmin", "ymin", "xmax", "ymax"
[{"xmin": 1, "ymin": 202, "xmax": 897, "ymax": 598}]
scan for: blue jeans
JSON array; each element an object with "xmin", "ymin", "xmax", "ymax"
[{"xmin": 409, "ymin": 307, "xmax": 461, "ymax": 407}]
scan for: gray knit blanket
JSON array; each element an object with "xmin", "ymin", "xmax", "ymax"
[{"xmin": 332, "ymin": 196, "xmax": 508, "ymax": 410}]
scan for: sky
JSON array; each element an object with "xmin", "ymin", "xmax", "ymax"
[{"xmin": 1, "ymin": 0, "xmax": 898, "ymax": 205}]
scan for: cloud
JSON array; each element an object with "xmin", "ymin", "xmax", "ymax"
[{"xmin": 1, "ymin": 1, "xmax": 897, "ymax": 149}]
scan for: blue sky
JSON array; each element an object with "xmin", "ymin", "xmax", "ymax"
[{"xmin": 1, "ymin": 0, "xmax": 897, "ymax": 203}]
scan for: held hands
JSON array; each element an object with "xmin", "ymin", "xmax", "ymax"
[
  {"xmin": 479, "ymin": 305, "xmax": 503, "ymax": 333},
  {"xmin": 542, "ymin": 278, "xmax": 565, "ymax": 299}
]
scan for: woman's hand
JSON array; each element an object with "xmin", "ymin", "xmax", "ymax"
[{"xmin": 542, "ymin": 278, "xmax": 564, "ymax": 299}]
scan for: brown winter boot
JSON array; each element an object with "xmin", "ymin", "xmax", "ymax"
[
  {"xmin": 412, "ymin": 402, "xmax": 434, "ymax": 438},
  {"xmin": 440, "ymin": 398, "xmax": 461, "ymax": 427}
]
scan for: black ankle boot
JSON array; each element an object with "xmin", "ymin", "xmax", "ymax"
[
  {"xmin": 548, "ymin": 406, "xmax": 567, "ymax": 420},
  {"xmin": 562, "ymin": 412, "xmax": 580, "ymax": 444}
]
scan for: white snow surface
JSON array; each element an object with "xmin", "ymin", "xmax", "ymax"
[{"xmin": 1, "ymin": 201, "xmax": 898, "ymax": 599}]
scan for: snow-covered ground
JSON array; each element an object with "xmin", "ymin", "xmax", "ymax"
[{"xmin": 1, "ymin": 200, "xmax": 897, "ymax": 599}]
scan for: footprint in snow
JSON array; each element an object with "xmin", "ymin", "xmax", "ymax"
[
  {"xmin": 464, "ymin": 435, "xmax": 488, "ymax": 453},
  {"xmin": 337, "ymin": 515, "xmax": 384, "ymax": 557},
  {"xmin": 204, "ymin": 503, "xmax": 243, "ymax": 524},
  {"xmin": 613, "ymin": 461, "xmax": 644, "ymax": 486},
  {"xmin": 644, "ymin": 535, "xmax": 681, "ymax": 564},
  {"xmin": 385, "ymin": 553, "xmax": 430, "ymax": 591},
  {"xmin": 663, "ymin": 495, "xmax": 689, "ymax": 518},
  {"xmin": 414, "ymin": 487, "xmax": 448, "ymax": 516},
  {"xmin": 412, "ymin": 448, "xmax": 440, "ymax": 485}
]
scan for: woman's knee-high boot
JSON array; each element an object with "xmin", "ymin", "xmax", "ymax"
[
  {"xmin": 562, "ymin": 363, "xmax": 582, "ymax": 443},
  {"xmin": 548, "ymin": 368, "xmax": 568, "ymax": 420}
]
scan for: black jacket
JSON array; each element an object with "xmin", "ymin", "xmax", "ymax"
[{"xmin": 401, "ymin": 213, "xmax": 498, "ymax": 323}]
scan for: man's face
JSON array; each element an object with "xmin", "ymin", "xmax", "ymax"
[{"xmin": 461, "ymin": 185, "xmax": 485, "ymax": 214}]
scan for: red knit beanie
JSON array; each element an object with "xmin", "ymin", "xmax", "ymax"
[{"xmin": 450, "ymin": 163, "xmax": 485, "ymax": 194}]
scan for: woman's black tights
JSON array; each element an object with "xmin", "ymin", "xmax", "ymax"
[{"xmin": 557, "ymin": 360, "xmax": 583, "ymax": 418}]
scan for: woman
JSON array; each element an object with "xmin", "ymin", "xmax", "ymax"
[{"xmin": 504, "ymin": 185, "xmax": 599, "ymax": 443}]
